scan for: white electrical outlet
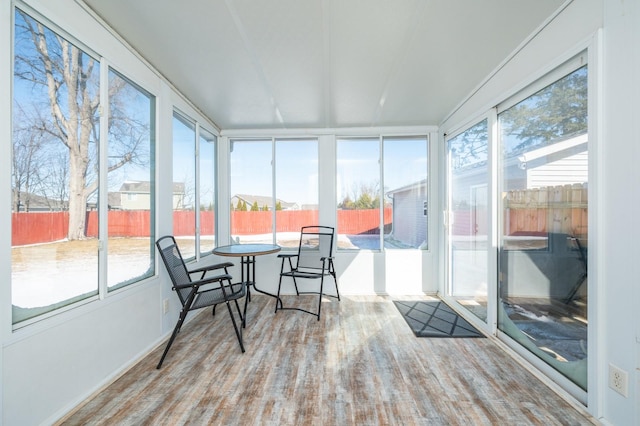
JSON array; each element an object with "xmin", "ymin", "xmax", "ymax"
[
  {"xmin": 609, "ymin": 363, "xmax": 629, "ymax": 397},
  {"xmin": 163, "ymin": 299, "xmax": 170, "ymax": 314}
]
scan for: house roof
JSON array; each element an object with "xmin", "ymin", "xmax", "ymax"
[
  {"xmin": 517, "ymin": 133, "xmax": 588, "ymax": 164},
  {"xmin": 386, "ymin": 179, "xmax": 428, "ymax": 196},
  {"xmin": 12, "ymin": 191, "xmax": 65, "ymax": 210},
  {"xmin": 119, "ymin": 181, "xmax": 185, "ymax": 194}
]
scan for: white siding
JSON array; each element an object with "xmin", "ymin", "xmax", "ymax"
[{"xmin": 528, "ymin": 151, "xmax": 589, "ymax": 188}]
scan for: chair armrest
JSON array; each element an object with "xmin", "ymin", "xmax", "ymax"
[
  {"xmin": 189, "ymin": 262, "xmax": 234, "ymax": 274},
  {"xmin": 278, "ymin": 253, "xmax": 298, "ymax": 259},
  {"xmin": 173, "ymin": 273, "xmax": 233, "ymax": 290}
]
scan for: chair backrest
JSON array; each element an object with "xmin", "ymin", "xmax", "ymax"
[
  {"xmin": 296, "ymin": 226, "xmax": 334, "ymax": 272},
  {"xmin": 156, "ymin": 236, "xmax": 192, "ymax": 306}
]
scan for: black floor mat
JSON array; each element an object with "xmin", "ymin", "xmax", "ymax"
[{"xmin": 394, "ymin": 300, "xmax": 484, "ymax": 338}]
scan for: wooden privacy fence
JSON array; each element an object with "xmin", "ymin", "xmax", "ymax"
[
  {"xmin": 230, "ymin": 210, "xmax": 320, "ymax": 234},
  {"xmin": 11, "ymin": 212, "xmax": 69, "ymax": 246},
  {"xmin": 229, "ymin": 209, "xmax": 390, "ymax": 235},
  {"xmin": 12, "ymin": 208, "xmax": 392, "ymax": 246},
  {"xmin": 337, "ymin": 208, "xmax": 392, "ymax": 234},
  {"xmin": 450, "ymin": 183, "xmax": 587, "ymax": 237},
  {"xmin": 504, "ymin": 183, "xmax": 588, "ymax": 237}
]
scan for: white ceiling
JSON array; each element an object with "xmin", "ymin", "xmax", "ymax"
[{"xmin": 82, "ymin": 0, "xmax": 565, "ymax": 130}]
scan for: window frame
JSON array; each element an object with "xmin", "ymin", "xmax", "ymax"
[
  {"xmin": 198, "ymin": 126, "xmax": 218, "ymax": 258},
  {"xmin": 105, "ymin": 66, "xmax": 157, "ymax": 293},
  {"xmin": 336, "ymin": 134, "xmax": 429, "ymax": 251},
  {"xmin": 10, "ymin": 6, "xmax": 160, "ymax": 327},
  {"xmin": 172, "ymin": 108, "xmax": 218, "ymax": 262},
  {"xmin": 496, "ymin": 59, "xmax": 589, "ymax": 388},
  {"xmin": 228, "ymin": 137, "xmax": 319, "ymax": 247}
]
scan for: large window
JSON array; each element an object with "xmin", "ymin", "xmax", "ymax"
[
  {"xmin": 336, "ymin": 138, "xmax": 381, "ymax": 250},
  {"xmin": 11, "ymin": 9, "xmax": 156, "ymax": 324},
  {"xmin": 172, "ymin": 112, "xmax": 196, "ymax": 259},
  {"xmin": 107, "ymin": 69, "xmax": 156, "ymax": 291},
  {"xmin": 199, "ymin": 128, "xmax": 217, "ymax": 256},
  {"xmin": 337, "ymin": 135, "xmax": 428, "ymax": 250},
  {"xmin": 498, "ymin": 64, "xmax": 588, "ymax": 390},
  {"xmin": 172, "ymin": 111, "xmax": 218, "ymax": 260},
  {"xmin": 383, "ymin": 136, "xmax": 429, "ymax": 249},
  {"xmin": 230, "ymin": 138, "xmax": 318, "ymax": 246},
  {"xmin": 275, "ymin": 139, "xmax": 318, "ymax": 246},
  {"xmin": 230, "ymin": 139, "xmax": 273, "ymax": 243}
]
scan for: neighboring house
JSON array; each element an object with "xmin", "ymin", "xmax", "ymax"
[
  {"xmin": 515, "ymin": 133, "xmax": 588, "ymax": 189},
  {"xmin": 500, "ymin": 132, "xmax": 588, "ymax": 192},
  {"xmin": 453, "ymin": 132, "xmax": 588, "ymax": 196},
  {"xmin": 11, "ymin": 191, "xmax": 66, "ymax": 212},
  {"xmin": 385, "ymin": 179, "xmax": 428, "ymax": 248},
  {"xmin": 119, "ymin": 181, "xmax": 185, "ymax": 210},
  {"xmin": 107, "ymin": 192, "xmax": 123, "ymax": 210},
  {"xmin": 231, "ymin": 194, "xmax": 298, "ymax": 211}
]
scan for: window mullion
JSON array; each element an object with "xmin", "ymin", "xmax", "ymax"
[
  {"xmin": 271, "ymin": 138, "xmax": 276, "ymax": 244},
  {"xmin": 98, "ymin": 60, "xmax": 110, "ymax": 299},
  {"xmin": 379, "ymin": 136, "xmax": 384, "ymax": 251},
  {"xmin": 195, "ymin": 123, "xmax": 201, "ymax": 260}
]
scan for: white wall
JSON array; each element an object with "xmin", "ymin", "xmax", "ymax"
[
  {"xmin": 601, "ymin": 0, "xmax": 640, "ymax": 424},
  {"xmin": 3, "ymin": 284, "xmax": 161, "ymax": 425}
]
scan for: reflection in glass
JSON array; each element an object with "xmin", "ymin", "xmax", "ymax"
[
  {"xmin": 447, "ymin": 120, "xmax": 489, "ymax": 321},
  {"xmin": 498, "ymin": 66, "xmax": 588, "ymax": 389}
]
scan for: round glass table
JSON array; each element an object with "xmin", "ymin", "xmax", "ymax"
[{"xmin": 212, "ymin": 244, "xmax": 282, "ymax": 316}]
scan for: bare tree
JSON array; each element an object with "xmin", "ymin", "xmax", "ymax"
[
  {"xmin": 40, "ymin": 150, "xmax": 70, "ymax": 211},
  {"xmin": 11, "ymin": 105, "xmax": 47, "ymax": 212},
  {"xmin": 14, "ymin": 11, "xmax": 150, "ymax": 239}
]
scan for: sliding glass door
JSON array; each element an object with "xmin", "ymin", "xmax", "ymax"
[
  {"xmin": 498, "ymin": 65, "xmax": 588, "ymax": 390},
  {"xmin": 445, "ymin": 56, "xmax": 589, "ymax": 395},
  {"xmin": 446, "ymin": 120, "xmax": 489, "ymax": 322}
]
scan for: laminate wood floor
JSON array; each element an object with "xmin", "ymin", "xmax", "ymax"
[{"xmin": 58, "ymin": 295, "xmax": 598, "ymax": 425}]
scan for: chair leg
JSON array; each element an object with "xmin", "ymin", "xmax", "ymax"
[
  {"xmin": 243, "ymin": 291, "xmax": 250, "ymax": 327},
  {"xmin": 291, "ymin": 275, "xmax": 300, "ymax": 296},
  {"xmin": 276, "ymin": 257, "xmax": 286, "ymax": 313},
  {"xmin": 330, "ymin": 260, "xmax": 340, "ymax": 301},
  {"xmin": 225, "ymin": 301, "xmax": 245, "ymax": 353},
  {"xmin": 234, "ymin": 299, "xmax": 245, "ymax": 328},
  {"xmin": 316, "ymin": 275, "xmax": 324, "ymax": 321},
  {"xmin": 156, "ymin": 308, "xmax": 188, "ymax": 369},
  {"xmin": 275, "ymin": 272, "xmax": 286, "ymax": 313}
]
